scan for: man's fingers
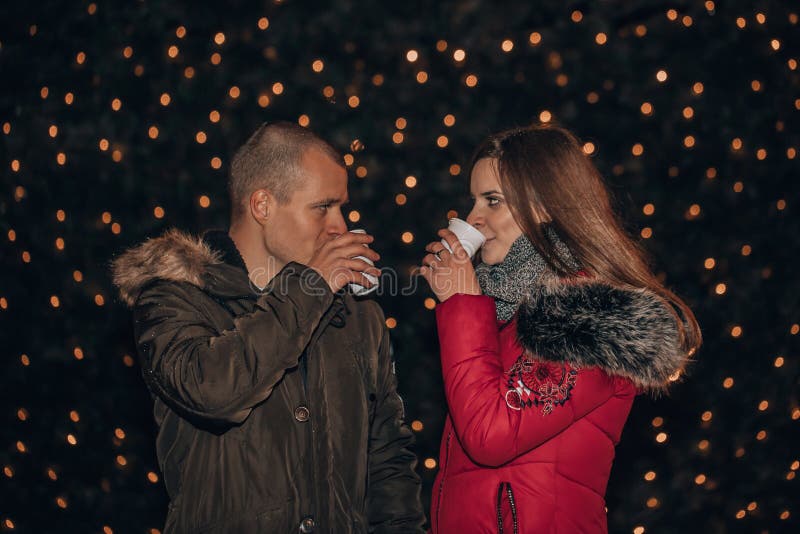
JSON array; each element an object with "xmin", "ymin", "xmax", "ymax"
[
  {"xmin": 349, "ymin": 246, "xmax": 381, "ymax": 263},
  {"xmin": 330, "ymin": 268, "xmax": 378, "ymax": 291},
  {"xmin": 330, "ymin": 242, "xmax": 380, "ymax": 263},
  {"xmin": 331, "ymin": 232, "xmax": 374, "ymax": 248},
  {"xmin": 341, "ymin": 258, "xmax": 381, "ymax": 277},
  {"xmin": 356, "ymin": 271, "xmax": 378, "ymax": 287},
  {"xmin": 318, "ymin": 233, "xmax": 374, "ymax": 258}
]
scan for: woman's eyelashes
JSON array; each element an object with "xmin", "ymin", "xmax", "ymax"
[{"xmin": 469, "ymin": 196, "xmax": 502, "ymax": 208}]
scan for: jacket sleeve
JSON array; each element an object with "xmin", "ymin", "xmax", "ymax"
[
  {"xmin": 436, "ymin": 294, "xmax": 618, "ymax": 467},
  {"xmin": 132, "ymin": 262, "xmax": 334, "ymax": 427},
  {"xmin": 366, "ymin": 312, "xmax": 426, "ymax": 533}
]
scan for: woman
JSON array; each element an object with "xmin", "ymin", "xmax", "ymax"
[{"xmin": 420, "ymin": 124, "xmax": 701, "ymax": 533}]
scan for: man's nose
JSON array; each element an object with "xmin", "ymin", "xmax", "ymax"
[{"xmin": 328, "ymin": 210, "xmax": 348, "ymax": 236}]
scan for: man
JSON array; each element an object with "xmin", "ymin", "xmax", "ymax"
[{"xmin": 112, "ymin": 122, "xmax": 425, "ymax": 533}]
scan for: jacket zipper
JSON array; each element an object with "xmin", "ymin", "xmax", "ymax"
[
  {"xmin": 496, "ymin": 482, "xmax": 518, "ymax": 534},
  {"xmin": 301, "ymin": 298, "xmax": 344, "ymax": 528},
  {"xmin": 507, "ymin": 483, "xmax": 519, "ymax": 534},
  {"xmin": 434, "ymin": 430, "xmax": 452, "ymax": 533}
]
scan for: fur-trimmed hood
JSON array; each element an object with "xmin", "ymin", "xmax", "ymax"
[
  {"xmin": 516, "ymin": 277, "xmax": 689, "ymax": 392},
  {"xmin": 111, "ymin": 228, "xmax": 229, "ymax": 307}
]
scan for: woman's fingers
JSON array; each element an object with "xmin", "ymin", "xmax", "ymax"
[
  {"xmin": 423, "ymin": 242, "xmax": 451, "ymax": 266},
  {"xmin": 420, "ymin": 229, "xmax": 479, "ymax": 302},
  {"xmin": 424, "ymin": 240, "xmax": 447, "ymax": 254},
  {"xmin": 422, "ymin": 253, "xmax": 441, "ymax": 268},
  {"xmin": 437, "ymin": 229, "xmax": 466, "ymax": 259},
  {"xmin": 419, "ymin": 265, "xmax": 434, "ymax": 284}
]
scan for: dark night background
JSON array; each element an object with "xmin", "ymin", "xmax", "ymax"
[{"xmin": 1, "ymin": 0, "xmax": 798, "ymax": 532}]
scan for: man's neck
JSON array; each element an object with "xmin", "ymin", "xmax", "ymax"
[{"xmin": 228, "ymin": 225, "xmax": 285, "ymax": 290}]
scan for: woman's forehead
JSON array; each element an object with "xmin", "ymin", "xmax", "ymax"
[{"xmin": 470, "ymin": 158, "xmax": 502, "ymax": 193}]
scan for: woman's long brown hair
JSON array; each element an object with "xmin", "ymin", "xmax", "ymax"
[{"xmin": 471, "ymin": 124, "xmax": 702, "ymax": 357}]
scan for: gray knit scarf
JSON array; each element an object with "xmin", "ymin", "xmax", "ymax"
[{"xmin": 476, "ymin": 225, "xmax": 579, "ymax": 321}]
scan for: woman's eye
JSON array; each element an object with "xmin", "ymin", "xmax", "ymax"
[{"xmin": 487, "ymin": 197, "xmax": 500, "ymax": 206}]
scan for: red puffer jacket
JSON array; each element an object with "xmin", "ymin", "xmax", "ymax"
[{"xmin": 430, "ymin": 278, "xmax": 687, "ymax": 534}]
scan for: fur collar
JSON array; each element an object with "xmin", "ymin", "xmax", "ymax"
[
  {"xmin": 515, "ymin": 277, "xmax": 688, "ymax": 392},
  {"xmin": 112, "ymin": 228, "xmax": 227, "ymax": 307}
]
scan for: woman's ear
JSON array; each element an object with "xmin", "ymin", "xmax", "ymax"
[{"xmin": 249, "ymin": 189, "xmax": 274, "ymax": 225}]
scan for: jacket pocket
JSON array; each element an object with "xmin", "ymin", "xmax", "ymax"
[{"xmin": 496, "ymin": 481, "xmax": 519, "ymax": 534}]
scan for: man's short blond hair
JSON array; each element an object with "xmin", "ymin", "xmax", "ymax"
[{"xmin": 228, "ymin": 122, "xmax": 343, "ymax": 221}]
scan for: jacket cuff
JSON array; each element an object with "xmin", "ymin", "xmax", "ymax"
[{"xmin": 435, "ymin": 294, "xmax": 499, "ymax": 370}]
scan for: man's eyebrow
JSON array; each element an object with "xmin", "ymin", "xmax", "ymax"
[{"xmin": 309, "ymin": 197, "xmax": 347, "ymax": 205}]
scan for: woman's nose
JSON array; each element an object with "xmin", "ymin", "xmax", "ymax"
[{"xmin": 466, "ymin": 209, "xmax": 482, "ymax": 228}]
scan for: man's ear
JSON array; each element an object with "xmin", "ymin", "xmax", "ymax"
[{"xmin": 249, "ymin": 188, "xmax": 275, "ymax": 226}]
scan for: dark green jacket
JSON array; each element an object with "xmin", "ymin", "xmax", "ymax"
[{"xmin": 112, "ymin": 228, "xmax": 425, "ymax": 533}]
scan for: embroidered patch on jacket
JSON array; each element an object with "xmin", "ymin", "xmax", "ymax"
[{"xmin": 505, "ymin": 354, "xmax": 578, "ymax": 415}]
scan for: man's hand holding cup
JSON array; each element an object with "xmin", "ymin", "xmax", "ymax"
[{"xmin": 308, "ymin": 231, "xmax": 381, "ymax": 293}]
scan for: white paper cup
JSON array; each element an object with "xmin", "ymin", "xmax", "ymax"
[
  {"xmin": 441, "ymin": 218, "xmax": 486, "ymax": 259},
  {"xmin": 348, "ymin": 229, "xmax": 379, "ymax": 296}
]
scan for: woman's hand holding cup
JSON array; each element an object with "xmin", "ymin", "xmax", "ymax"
[{"xmin": 420, "ymin": 227, "xmax": 482, "ymax": 303}]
